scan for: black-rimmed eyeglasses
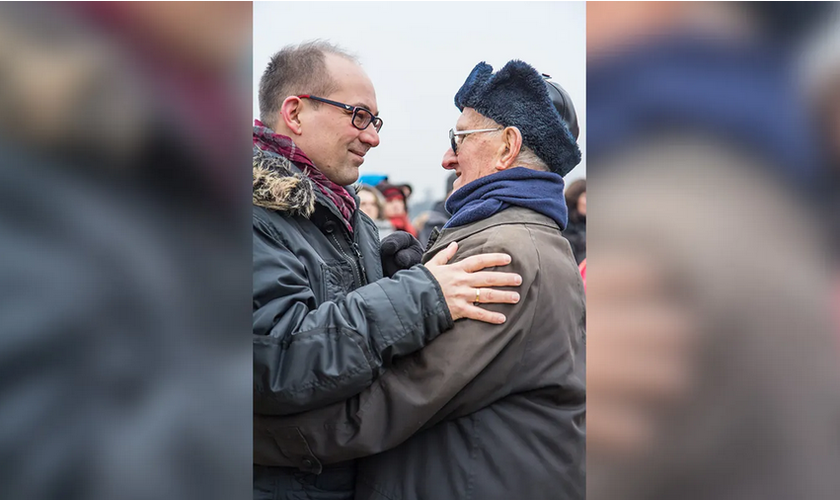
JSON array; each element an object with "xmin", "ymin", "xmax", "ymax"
[
  {"xmin": 449, "ymin": 128, "xmax": 502, "ymax": 155},
  {"xmin": 297, "ymin": 95, "xmax": 383, "ymax": 132}
]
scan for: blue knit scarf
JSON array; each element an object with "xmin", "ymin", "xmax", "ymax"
[{"xmin": 443, "ymin": 167, "xmax": 567, "ymax": 230}]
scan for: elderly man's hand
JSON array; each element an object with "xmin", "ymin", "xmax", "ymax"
[{"xmin": 424, "ymin": 242, "xmax": 521, "ymax": 325}]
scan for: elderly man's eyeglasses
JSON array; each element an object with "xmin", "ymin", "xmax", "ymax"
[
  {"xmin": 297, "ymin": 95, "xmax": 383, "ymax": 132},
  {"xmin": 449, "ymin": 128, "xmax": 502, "ymax": 155}
]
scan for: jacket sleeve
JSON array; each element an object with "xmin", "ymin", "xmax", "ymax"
[
  {"xmin": 263, "ymin": 232, "xmax": 540, "ymax": 467},
  {"xmin": 253, "ymin": 217, "xmax": 453, "ymax": 416}
]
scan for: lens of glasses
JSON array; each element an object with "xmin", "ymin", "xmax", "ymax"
[
  {"xmin": 352, "ymin": 108, "xmax": 372, "ymax": 130},
  {"xmin": 449, "ymin": 129, "xmax": 458, "ymax": 154}
]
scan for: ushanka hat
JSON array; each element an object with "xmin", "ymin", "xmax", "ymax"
[{"xmin": 454, "ymin": 60, "xmax": 581, "ymax": 177}]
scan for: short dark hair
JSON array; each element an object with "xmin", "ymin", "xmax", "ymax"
[{"xmin": 258, "ymin": 40, "xmax": 357, "ymax": 127}]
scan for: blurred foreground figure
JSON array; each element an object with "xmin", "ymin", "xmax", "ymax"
[
  {"xmin": 587, "ymin": 2, "xmax": 840, "ymax": 500},
  {"xmin": 0, "ymin": 3, "xmax": 252, "ymax": 500},
  {"xmin": 801, "ymin": 13, "xmax": 840, "ymax": 273}
]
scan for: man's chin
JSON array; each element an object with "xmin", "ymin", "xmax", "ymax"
[{"xmin": 336, "ymin": 166, "xmax": 360, "ymax": 186}]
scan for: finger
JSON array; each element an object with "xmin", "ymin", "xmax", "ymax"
[
  {"xmin": 464, "ymin": 271, "xmax": 523, "ymax": 288},
  {"xmin": 458, "ymin": 304, "xmax": 506, "ymax": 325},
  {"xmin": 427, "ymin": 241, "xmax": 458, "ymax": 266},
  {"xmin": 474, "ymin": 288, "xmax": 520, "ymax": 304},
  {"xmin": 458, "ymin": 253, "xmax": 512, "ymax": 272}
]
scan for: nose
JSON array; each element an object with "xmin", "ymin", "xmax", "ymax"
[
  {"xmin": 441, "ymin": 147, "xmax": 458, "ymax": 170},
  {"xmin": 359, "ymin": 126, "xmax": 380, "ymax": 148}
]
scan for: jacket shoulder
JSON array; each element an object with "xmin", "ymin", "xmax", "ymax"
[
  {"xmin": 455, "ymin": 216, "xmax": 579, "ymax": 280},
  {"xmin": 454, "ymin": 222, "xmax": 541, "ymax": 271}
]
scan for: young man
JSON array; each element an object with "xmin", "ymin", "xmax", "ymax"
[
  {"xmin": 253, "ymin": 42, "xmax": 524, "ymax": 499},
  {"xmin": 262, "ymin": 59, "xmax": 586, "ymax": 500}
]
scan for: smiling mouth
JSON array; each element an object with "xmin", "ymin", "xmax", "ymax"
[{"xmin": 349, "ymin": 151, "xmax": 366, "ymax": 165}]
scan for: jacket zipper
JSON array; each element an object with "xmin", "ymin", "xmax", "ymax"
[
  {"xmin": 329, "ymin": 230, "xmax": 365, "ymax": 288},
  {"xmin": 352, "ymin": 242, "xmax": 368, "ymax": 286}
]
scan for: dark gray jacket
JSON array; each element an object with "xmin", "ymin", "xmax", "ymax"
[
  {"xmin": 266, "ymin": 207, "xmax": 586, "ymax": 500},
  {"xmin": 252, "ymin": 148, "xmax": 453, "ymax": 496}
]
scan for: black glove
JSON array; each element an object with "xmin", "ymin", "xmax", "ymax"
[{"xmin": 380, "ymin": 231, "xmax": 423, "ymax": 278}]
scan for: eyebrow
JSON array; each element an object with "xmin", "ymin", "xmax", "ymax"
[{"xmin": 351, "ymin": 102, "xmax": 379, "ymax": 116}]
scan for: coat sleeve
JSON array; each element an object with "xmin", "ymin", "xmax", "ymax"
[
  {"xmin": 263, "ymin": 231, "xmax": 539, "ymax": 467},
  {"xmin": 253, "ymin": 217, "xmax": 453, "ymax": 416}
]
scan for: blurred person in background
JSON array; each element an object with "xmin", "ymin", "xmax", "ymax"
[
  {"xmin": 587, "ymin": 2, "xmax": 840, "ymax": 500},
  {"xmin": 262, "ymin": 59, "xmax": 585, "ymax": 500},
  {"xmin": 253, "ymin": 41, "xmax": 524, "ymax": 500},
  {"xmin": 563, "ymin": 178, "xmax": 586, "ymax": 264},
  {"xmin": 357, "ymin": 183, "xmax": 394, "ymax": 239},
  {"xmin": 377, "ymin": 180, "xmax": 418, "ymax": 237},
  {"xmin": 415, "ymin": 172, "xmax": 457, "ymax": 248}
]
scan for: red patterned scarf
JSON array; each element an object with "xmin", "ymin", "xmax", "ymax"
[{"xmin": 253, "ymin": 120, "xmax": 356, "ymax": 233}]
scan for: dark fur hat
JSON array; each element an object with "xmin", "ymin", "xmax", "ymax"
[{"xmin": 454, "ymin": 60, "xmax": 581, "ymax": 176}]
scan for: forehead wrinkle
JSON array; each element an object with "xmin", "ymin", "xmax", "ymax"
[
  {"xmin": 454, "ymin": 114, "xmax": 471, "ymax": 131},
  {"xmin": 456, "ymin": 108, "xmax": 487, "ymax": 131}
]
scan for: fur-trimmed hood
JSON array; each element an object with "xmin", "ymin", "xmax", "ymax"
[{"xmin": 253, "ymin": 150, "xmax": 316, "ymax": 217}]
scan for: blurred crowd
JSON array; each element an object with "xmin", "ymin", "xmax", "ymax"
[
  {"xmin": 356, "ymin": 173, "xmax": 455, "ymax": 247},
  {"xmin": 358, "ymin": 173, "xmax": 587, "ymax": 265},
  {"xmin": 0, "ymin": 3, "xmax": 252, "ymax": 500}
]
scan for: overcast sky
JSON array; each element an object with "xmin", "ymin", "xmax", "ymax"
[{"xmin": 254, "ymin": 1, "xmax": 586, "ymax": 204}]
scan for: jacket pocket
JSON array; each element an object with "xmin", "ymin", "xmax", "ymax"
[{"xmin": 320, "ymin": 260, "xmax": 355, "ymax": 303}]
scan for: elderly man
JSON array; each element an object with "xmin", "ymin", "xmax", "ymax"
[
  {"xmin": 264, "ymin": 59, "xmax": 586, "ymax": 500},
  {"xmin": 253, "ymin": 42, "xmax": 525, "ymax": 500}
]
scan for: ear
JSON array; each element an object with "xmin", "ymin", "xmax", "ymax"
[
  {"xmin": 496, "ymin": 126, "xmax": 523, "ymax": 170},
  {"xmin": 279, "ymin": 96, "xmax": 304, "ymax": 136}
]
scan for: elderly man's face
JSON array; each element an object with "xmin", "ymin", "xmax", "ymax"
[
  {"xmin": 441, "ymin": 108, "xmax": 502, "ymax": 193},
  {"xmin": 296, "ymin": 54, "xmax": 381, "ymax": 186}
]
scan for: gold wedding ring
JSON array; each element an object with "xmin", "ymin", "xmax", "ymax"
[{"xmin": 474, "ymin": 289, "xmax": 481, "ymax": 305}]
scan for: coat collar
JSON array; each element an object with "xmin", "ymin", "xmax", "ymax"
[
  {"xmin": 424, "ymin": 207, "xmax": 560, "ymax": 261},
  {"xmin": 252, "ymin": 148, "xmax": 362, "ymax": 221},
  {"xmin": 425, "ymin": 206, "xmax": 561, "ymax": 258},
  {"xmin": 252, "ymin": 149, "xmax": 317, "ymax": 217}
]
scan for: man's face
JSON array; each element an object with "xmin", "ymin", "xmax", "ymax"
[
  {"xmin": 295, "ymin": 54, "xmax": 381, "ymax": 186},
  {"xmin": 441, "ymin": 108, "xmax": 501, "ymax": 193}
]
